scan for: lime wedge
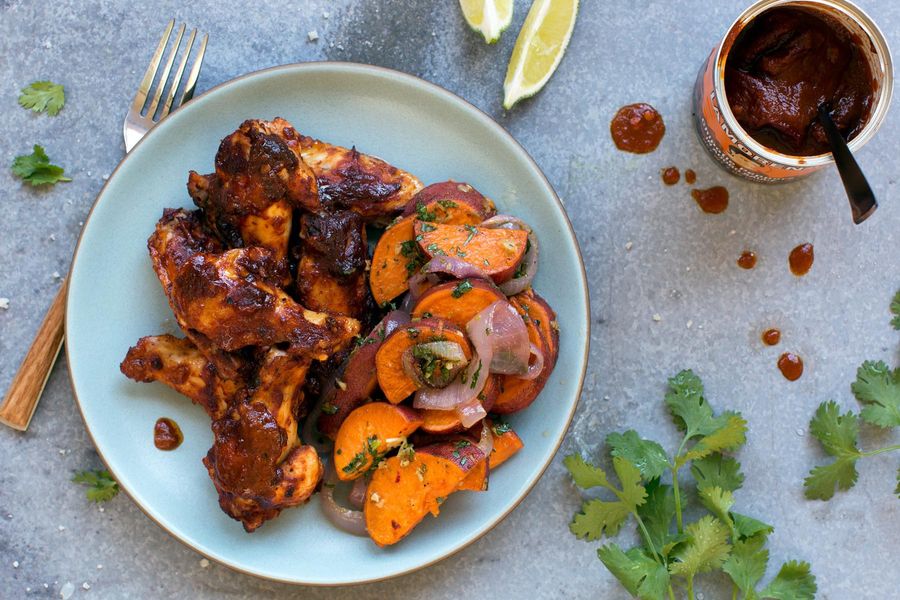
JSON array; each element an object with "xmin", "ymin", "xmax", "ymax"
[
  {"xmin": 503, "ymin": 0, "xmax": 579, "ymax": 109},
  {"xmin": 459, "ymin": 0, "xmax": 514, "ymax": 44}
]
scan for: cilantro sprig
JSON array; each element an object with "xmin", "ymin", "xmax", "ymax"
[
  {"xmin": 566, "ymin": 370, "xmax": 816, "ymax": 600},
  {"xmin": 804, "ymin": 290, "xmax": 900, "ymax": 500},
  {"xmin": 18, "ymin": 81, "xmax": 66, "ymax": 116},
  {"xmin": 72, "ymin": 469, "xmax": 119, "ymax": 502},
  {"xmin": 12, "ymin": 145, "xmax": 71, "ymax": 186}
]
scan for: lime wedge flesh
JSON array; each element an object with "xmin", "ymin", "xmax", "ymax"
[
  {"xmin": 503, "ymin": 0, "xmax": 579, "ymax": 109},
  {"xmin": 459, "ymin": 0, "xmax": 514, "ymax": 44}
]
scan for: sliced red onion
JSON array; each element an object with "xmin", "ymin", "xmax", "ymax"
[
  {"xmin": 402, "ymin": 341, "xmax": 469, "ymax": 389},
  {"xmin": 456, "ymin": 396, "xmax": 487, "ymax": 428},
  {"xmin": 482, "ymin": 215, "xmax": 540, "ymax": 297},
  {"xmin": 321, "ymin": 462, "xmax": 367, "ymax": 536},
  {"xmin": 348, "ymin": 475, "xmax": 368, "ymax": 510},
  {"xmin": 476, "ymin": 421, "xmax": 494, "ymax": 459},
  {"xmin": 468, "ymin": 300, "xmax": 531, "ymax": 375},
  {"xmin": 517, "ymin": 342, "xmax": 545, "ymax": 380},
  {"xmin": 422, "ymin": 255, "xmax": 489, "ymax": 280}
]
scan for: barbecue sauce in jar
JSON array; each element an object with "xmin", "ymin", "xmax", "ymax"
[{"xmin": 725, "ymin": 7, "xmax": 875, "ymax": 156}]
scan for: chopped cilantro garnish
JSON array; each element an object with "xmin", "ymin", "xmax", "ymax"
[
  {"xmin": 451, "ymin": 280, "xmax": 473, "ymax": 298},
  {"xmin": 416, "ymin": 202, "xmax": 437, "ymax": 221}
]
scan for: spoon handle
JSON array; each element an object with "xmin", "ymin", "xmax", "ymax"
[{"xmin": 818, "ymin": 105, "xmax": 877, "ymax": 224}]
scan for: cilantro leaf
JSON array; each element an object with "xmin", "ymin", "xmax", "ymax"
[
  {"xmin": 598, "ymin": 544, "xmax": 670, "ymax": 600},
  {"xmin": 723, "ymin": 534, "xmax": 769, "ymax": 597},
  {"xmin": 564, "ymin": 453, "xmax": 608, "ymax": 489},
  {"xmin": 691, "ymin": 453, "xmax": 745, "ymax": 492},
  {"xmin": 809, "ymin": 400, "xmax": 860, "ymax": 457},
  {"xmin": 606, "ymin": 430, "xmax": 670, "ymax": 481},
  {"xmin": 569, "ymin": 457, "xmax": 647, "ymax": 541},
  {"xmin": 637, "ymin": 480, "xmax": 678, "ymax": 556},
  {"xmin": 697, "ymin": 486, "xmax": 735, "ymax": 532},
  {"xmin": 18, "ymin": 81, "xmax": 66, "ymax": 116},
  {"xmin": 804, "ymin": 401, "xmax": 861, "ymax": 500},
  {"xmin": 668, "ymin": 515, "xmax": 731, "ymax": 578},
  {"xmin": 850, "ymin": 360, "xmax": 900, "ymax": 428},
  {"xmin": 72, "ymin": 469, "xmax": 119, "ymax": 502},
  {"xmin": 681, "ymin": 413, "xmax": 747, "ymax": 463},
  {"xmin": 759, "ymin": 560, "xmax": 817, "ymax": 600},
  {"xmin": 11, "ymin": 145, "xmax": 71, "ymax": 186},
  {"xmin": 665, "ymin": 369, "xmax": 718, "ymax": 438},
  {"xmin": 731, "ymin": 512, "xmax": 774, "ymax": 540},
  {"xmin": 890, "ymin": 289, "xmax": 900, "ymax": 330}
]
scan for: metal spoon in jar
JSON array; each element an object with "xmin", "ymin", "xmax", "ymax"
[{"xmin": 818, "ymin": 103, "xmax": 878, "ymax": 224}]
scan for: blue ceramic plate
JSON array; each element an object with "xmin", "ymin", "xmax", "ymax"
[{"xmin": 67, "ymin": 63, "xmax": 589, "ymax": 585}]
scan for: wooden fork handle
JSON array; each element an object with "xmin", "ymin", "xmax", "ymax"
[{"xmin": 0, "ymin": 280, "xmax": 67, "ymax": 431}]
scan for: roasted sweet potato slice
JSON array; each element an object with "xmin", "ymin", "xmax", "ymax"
[
  {"xmin": 410, "ymin": 278, "xmax": 505, "ymax": 329},
  {"xmin": 375, "ymin": 319, "xmax": 471, "ymax": 404},
  {"xmin": 420, "ymin": 375, "xmax": 500, "ymax": 434},
  {"xmin": 369, "ymin": 216, "xmax": 422, "ymax": 308},
  {"xmin": 333, "ymin": 403, "xmax": 423, "ymax": 480},
  {"xmin": 317, "ymin": 311, "xmax": 409, "ymax": 438},
  {"xmin": 414, "ymin": 221, "xmax": 528, "ymax": 283},
  {"xmin": 365, "ymin": 440, "xmax": 484, "ymax": 546},
  {"xmin": 492, "ymin": 290, "xmax": 559, "ymax": 414},
  {"xmin": 401, "ymin": 181, "xmax": 496, "ymax": 223},
  {"xmin": 487, "ymin": 418, "xmax": 524, "ymax": 468},
  {"xmin": 458, "ymin": 458, "xmax": 489, "ymax": 492},
  {"xmin": 370, "ymin": 185, "xmax": 496, "ymax": 307}
]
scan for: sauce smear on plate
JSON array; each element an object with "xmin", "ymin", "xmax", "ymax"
[
  {"xmin": 610, "ymin": 103, "xmax": 665, "ymax": 153},
  {"xmin": 154, "ymin": 418, "xmax": 183, "ymax": 450},
  {"xmin": 691, "ymin": 186, "xmax": 729, "ymax": 214}
]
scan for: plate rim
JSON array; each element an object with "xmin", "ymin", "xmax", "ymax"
[{"xmin": 65, "ymin": 61, "xmax": 591, "ymax": 586}]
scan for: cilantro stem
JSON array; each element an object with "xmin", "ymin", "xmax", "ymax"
[
  {"xmin": 633, "ymin": 511, "xmax": 664, "ymax": 564},
  {"xmin": 860, "ymin": 444, "xmax": 900, "ymax": 457},
  {"xmin": 686, "ymin": 575, "xmax": 696, "ymax": 600},
  {"xmin": 668, "ymin": 585, "xmax": 676, "ymax": 600},
  {"xmin": 731, "ymin": 583, "xmax": 738, "ymax": 600},
  {"xmin": 672, "ymin": 466, "xmax": 685, "ymax": 534}
]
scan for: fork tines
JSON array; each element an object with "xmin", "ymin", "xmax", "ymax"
[{"xmin": 132, "ymin": 19, "xmax": 208, "ymax": 122}]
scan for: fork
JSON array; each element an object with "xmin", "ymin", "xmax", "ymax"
[{"xmin": 0, "ymin": 20, "xmax": 208, "ymax": 431}]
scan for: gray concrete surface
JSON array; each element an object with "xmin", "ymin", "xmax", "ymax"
[{"xmin": 1, "ymin": 0, "xmax": 898, "ymax": 598}]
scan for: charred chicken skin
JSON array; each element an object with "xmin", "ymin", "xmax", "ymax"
[
  {"xmin": 295, "ymin": 210, "xmax": 370, "ymax": 319},
  {"xmin": 298, "ymin": 134, "xmax": 423, "ymax": 222}
]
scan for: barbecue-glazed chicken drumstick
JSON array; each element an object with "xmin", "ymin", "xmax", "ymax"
[
  {"xmin": 149, "ymin": 208, "xmax": 360, "ymax": 360},
  {"xmin": 188, "ymin": 118, "xmax": 319, "ymax": 263},
  {"xmin": 295, "ymin": 210, "xmax": 370, "ymax": 319},
  {"xmin": 298, "ymin": 134, "xmax": 422, "ymax": 223},
  {"xmin": 204, "ymin": 348, "xmax": 322, "ymax": 532}
]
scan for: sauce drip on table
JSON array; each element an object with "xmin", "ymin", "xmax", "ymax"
[
  {"xmin": 789, "ymin": 243, "xmax": 814, "ymax": 276},
  {"xmin": 662, "ymin": 167, "xmax": 680, "ymax": 185},
  {"xmin": 762, "ymin": 328, "xmax": 781, "ymax": 346},
  {"xmin": 724, "ymin": 7, "xmax": 874, "ymax": 156},
  {"xmin": 777, "ymin": 352, "xmax": 804, "ymax": 381},
  {"xmin": 691, "ymin": 186, "xmax": 729, "ymax": 214},
  {"xmin": 737, "ymin": 251, "xmax": 757, "ymax": 269},
  {"xmin": 684, "ymin": 169, "xmax": 696, "ymax": 184},
  {"xmin": 610, "ymin": 103, "xmax": 666, "ymax": 153},
  {"xmin": 154, "ymin": 418, "xmax": 183, "ymax": 451}
]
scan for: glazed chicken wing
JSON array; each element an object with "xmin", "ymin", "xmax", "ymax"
[
  {"xmin": 204, "ymin": 348, "xmax": 322, "ymax": 532},
  {"xmin": 188, "ymin": 118, "xmax": 319, "ymax": 263},
  {"xmin": 295, "ymin": 210, "xmax": 370, "ymax": 319},
  {"xmin": 298, "ymin": 134, "xmax": 422, "ymax": 223},
  {"xmin": 120, "ymin": 334, "xmax": 241, "ymax": 419},
  {"xmin": 149, "ymin": 208, "xmax": 360, "ymax": 360}
]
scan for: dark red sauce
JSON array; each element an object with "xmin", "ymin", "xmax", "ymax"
[
  {"xmin": 789, "ymin": 243, "xmax": 814, "ymax": 276},
  {"xmin": 610, "ymin": 103, "xmax": 665, "ymax": 153},
  {"xmin": 684, "ymin": 169, "xmax": 697, "ymax": 184},
  {"xmin": 778, "ymin": 352, "xmax": 804, "ymax": 381},
  {"xmin": 691, "ymin": 186, "xmax": 729, "ymax": 214},
  {"xmin": 662, "ymin": 167, "xmax": 680, "ymax": 185},
  {"xmin": 737, "ymin": 251, "xmax": 757, "ymax": 269},
  {"xmin": 154, "ymin": 418, "xmax": 183, "ymax": 450},
  {"xmin": 725, "ymin": 7, "xmax": 874, "ymax": 156},
  {"xmin": 762, "ymin": 328, "xmax": 781, "ymax": 346}
]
